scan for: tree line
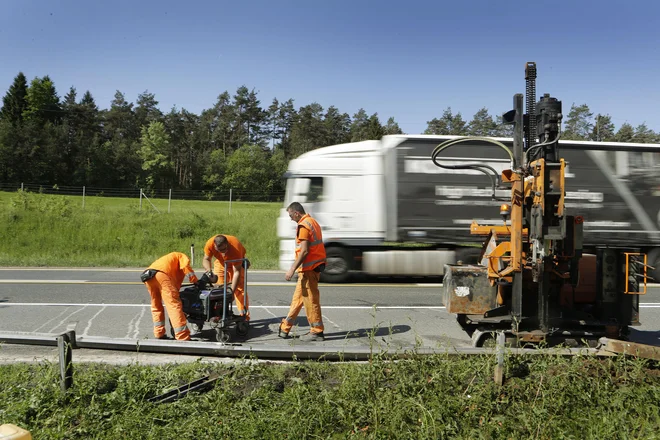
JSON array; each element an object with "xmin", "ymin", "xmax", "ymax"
[{"xmin": 0, "ymin": 72, "xmax": 658, "ymax": 199}]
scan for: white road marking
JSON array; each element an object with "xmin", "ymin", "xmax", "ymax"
[
  {"xmin": 0, "ymin": 268, "xmax": 281, "ymax": 273},
  {"xmin": 33, "ymin": 306, "xmax": 72, "ymax": 333},
  {"xmin": 0, "ymin": 280, "xmax": 444, "ymax": 287},
  {"xmin": 262, "ymin": 307, "xmax": 280, "ymax": 319},
  {"xmin": 82, "ymin": 306, "xmax": 106, "ymax": 337},
  {"xmin": 133, "ymin": 307, "xmax": 146, "ymax": 339},
  {"xmin": 4, "ymin": 302, "xmax": 447, "ymax": 309},
  {"xmin": 2, "ymin": 279, "xmax": 660, "ymax": 289},
  {"xmin": 1, "ymin": 280, "xmax": 90, "ymax": 283},
  {"xmin": 126, "ymin": 309, "xmax": 141, "ymax": 339},
  {"xmin": 322, "ymin": 314, "xmax": 341, "ymax": 329},
  {"xmin": 48, "ymin": 306, "xmax": 87, "ymax": 333},
  {"xmin": 4, "ymin": 302, "xmax": 660, "ymax": 309}
]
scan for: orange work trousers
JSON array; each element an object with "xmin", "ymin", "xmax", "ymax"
[
  {"xmin": 146, "ymin": 271, "xmax": 190, "ymax": 340},
  {"xmin": 214, "ymin": 260, "xmax": 249, "ymax": 320},
  {"xmin": 280, "ymin": 270, "xmax": 324, "ymax": 334}
]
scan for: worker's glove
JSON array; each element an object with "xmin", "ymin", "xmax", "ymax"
[
  {"xmin": 205, "ymin": 271, "xmax": 218, "ymax": 284},
  {"xmin": 225, "ymin": 286, "xmax": 234, "ymax": 296}
]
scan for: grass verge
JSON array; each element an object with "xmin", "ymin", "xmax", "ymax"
[
  {"xmin": 0, "ymin": 353, "xmax": 659, "ymax": 439},
  {"xmin": 0, "ymin": 190, "xmax": 281, "ymax": 269}
]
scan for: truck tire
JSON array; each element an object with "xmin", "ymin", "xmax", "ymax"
[{"xmin": 321, "ymin": 247, "xmax": 351, "ymax": 283}]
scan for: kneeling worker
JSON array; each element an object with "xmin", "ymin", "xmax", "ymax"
[
  {"xmin": 203, "ymin": 234, "xmax": 250, "ymax": 320},
  {"xmin": 141, "ymin": 251, "xmax": 198, "ymax": 341}
]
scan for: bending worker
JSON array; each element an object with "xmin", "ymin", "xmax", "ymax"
[
  {"xmin": 141, "ymin": 251, "xmax": 198, "ymax": 341},
  {"xmin": 203, "ymin": 234, "xmax": 250, "ymax": 320},
  {"xmin": 280, "ymin": 201, "xmax": 327, "ymax": 341}
]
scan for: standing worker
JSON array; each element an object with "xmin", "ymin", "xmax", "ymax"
[
  {"xmin": 203, "ymin": 234, "xmax": 250, "ymax": 320},
  {"xmin": 141, "ymin": 251, "xmax": 199, "ymax": 341},
  {"xmin": 280, "ymin": 202, "xmax": 327, "ymax": 341}
]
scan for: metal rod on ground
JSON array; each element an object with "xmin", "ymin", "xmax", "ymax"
[
  {"xmin": 58, "ymin": 331, "xmax": 75, "ymax": 392},
  {"xmin": 168, "ymin": 188, "xmax": 172, "ymax": 213},
  {"xmin": 191, "ymin": 244, "xmax": 195, "ymax": 268},
  {"xmin": 82, "ymin": 186, "xmax": 86, "ymax": 210},
  {"xmin": 229, "ymin": 189, "xmax": 232, "ymax": 215},
  {"xmin": 21, "ymin": 182, "xmax": 23, "ymax": 191},
  {"xmin": 139, "ymin": 189, "xmax": 143, "ymax": 211},
  {"xmin": 0, "ymin": 332, "xmax": 619, "ymax": 360}
]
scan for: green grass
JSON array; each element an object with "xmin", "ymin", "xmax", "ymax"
[
  {"xmin": 0, "ymin": 190, "xmax": 282, "ymax": 269},
  {"xmin": 0, "ymin": 353, "xmax": 658, "ymax": 439}
]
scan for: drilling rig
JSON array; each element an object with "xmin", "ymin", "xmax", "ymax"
[{"xmin": 438, "ymin": 63, "xmax": 649, "ymax": 347}]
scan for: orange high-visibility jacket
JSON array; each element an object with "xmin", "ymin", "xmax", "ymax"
[
  {"xmin": 296, "ymin": 214, "xmax": 326, "ymax": 272},
  {"xmin": 204, "ymin": 235, "xmax": 246, "ymax": 268},
  {"xmin": 148, "ymin": 252, "xmax": 197, "ymax": 288}
]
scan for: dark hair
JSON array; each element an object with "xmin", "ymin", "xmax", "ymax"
[
  {"xmin": 287, "ymin": 202, "xmax": 305, "ymax": 214},
  {"xmin": 214, "ymin": 235, "xmax": 227, "ymax": 246}
]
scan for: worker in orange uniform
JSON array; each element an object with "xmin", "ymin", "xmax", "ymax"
[
  {"xmin": 141, "ymin": 252, "xmax": 199, "ymax": 341},
  {"xmin": 280, "ymin": 202, "xmax": 327, "ymax": 341},
  {"xmin": 202, "ymin": 234, "xmax": 250, "ymax": 320}
]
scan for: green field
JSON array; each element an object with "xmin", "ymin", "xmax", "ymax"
[
  {"xmin": 0, "ymin": 190, "xmax": 282, "ymax": 269},
  {"xmin": 1, "ymin": 353, "xmax": 658, "ymax": 439}
]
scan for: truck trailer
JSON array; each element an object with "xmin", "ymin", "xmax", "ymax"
[{"xmin": 277, "ymin": 134, "xmax": 660, "ymax": 283}]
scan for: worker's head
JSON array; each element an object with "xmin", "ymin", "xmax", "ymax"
[
  {"xmin": 214, "ymin": 235, "xmax": 229, "ymax": 254},
  {"xmin": 287, "ymin": 202, "xmax": 305, "ymax": 222}
]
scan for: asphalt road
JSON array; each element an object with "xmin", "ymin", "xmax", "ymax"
[{"xmin": 0, "ymin": 268, "xmax": 658, "ymax": 362}]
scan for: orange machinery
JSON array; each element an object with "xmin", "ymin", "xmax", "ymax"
[{"xmin": 438, "ymin": 63, "xmax": 648, "ymax": 347}]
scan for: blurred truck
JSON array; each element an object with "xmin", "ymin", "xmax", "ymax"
[{"xmin": 277, "ymin": 135, "xmax": 660, "ymax": 282}]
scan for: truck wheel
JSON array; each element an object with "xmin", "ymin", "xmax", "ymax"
[
  {"xmin": 646, "ymin": 248, "xmax": 660, "ymax": 283},
  {"xmin": 321, "ymin": 247, "xmax": 351, "ymax": 283}
]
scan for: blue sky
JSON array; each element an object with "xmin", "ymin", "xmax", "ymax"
[{"xmin": 1, "ymin": 0, "xmax": 659, "ymax": 134}]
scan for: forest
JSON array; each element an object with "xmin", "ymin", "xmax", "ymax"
[{"xmin": 1, "ymin": 72, "xmax": 657, "ymax": 200}]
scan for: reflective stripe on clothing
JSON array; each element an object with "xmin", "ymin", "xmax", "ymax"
[
  {"xmin": 280, "ymin": 270, "xmax": 324, "ymax": 334},
  {"xmin": 146, "ymin": 271, "xmax": 191, "ymax": 341},
  {"xmin": 302, "ymin": 258, "xmax": 325, "ymax": 269}
]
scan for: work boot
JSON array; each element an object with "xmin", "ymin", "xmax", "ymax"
[
  {"xmin": 278, "ymin": 324, "xmax": 289, "ymax": 339},
  {"xmin": 299, "ymin": 332, "xmax": 325, "ymax": 342}
]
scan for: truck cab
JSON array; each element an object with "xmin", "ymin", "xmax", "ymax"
[{"xmin": 277, "ymin": 140, "xmax": 385, "ymax": 282}]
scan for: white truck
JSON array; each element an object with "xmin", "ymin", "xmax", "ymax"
[{"xmin": 277, "ymin": 135, "xmax": 660, "ymax": 282}]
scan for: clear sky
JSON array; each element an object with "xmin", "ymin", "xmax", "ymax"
[{"xmin": 1, "ymin": 0, "xmax": 658, "ymax": 134}]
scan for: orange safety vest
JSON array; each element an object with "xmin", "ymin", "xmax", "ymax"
[{"xmin": 296, "ymin": 214, "xmax": 326, "ymax": 272}]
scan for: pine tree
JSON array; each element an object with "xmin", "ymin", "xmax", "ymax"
[{"xmin": 0, "ymin": 72, "xmax": 29, "ymax": 125}]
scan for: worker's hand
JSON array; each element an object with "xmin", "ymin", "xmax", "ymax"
[
  {"xmin": 285, "ymin": 268, "xmax": 295, "ymax": 281},
  {"xmin": 205, "ymin": 271, "xmax": 218, "ymax": 284}
]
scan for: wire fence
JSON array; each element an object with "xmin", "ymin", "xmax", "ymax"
[{"xmin": 0, "ymin": 182, "xmax": 286, "ymax": 203}]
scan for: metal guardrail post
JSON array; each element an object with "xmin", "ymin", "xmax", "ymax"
[
  {"xmin": 494, "ymin": 331, "xmax": 505, "ymax": 385},
  {"xmin": 57, "ymin": 330, "xmax": 75, "ymax": 392}
]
